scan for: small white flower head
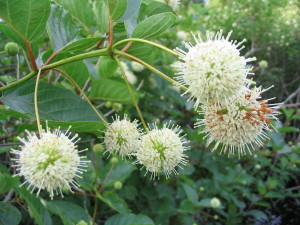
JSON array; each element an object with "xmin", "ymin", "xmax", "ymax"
[
  {"xmin": 134, "ymin": 122, "xmax": 189, "ymax": 179},
  {"xmin": 157, "ymin": 0, "xmax": 181, "ymax": 11},
  {"xmin": 12, "ymin": 125, "xmax": 87, "ymax": 199},
  {"xmin": 196, "ymin": 86, "xmax": 280, "ymax": 157},
  {"xmin": 174, "ymin": 30, "xmax": 256, "ymax": 106},
  {"xmin": 117, "ymin": 61, "xmax": 137, "ymax": 84},
  {"xmin": 210, "ymin": 197, "xmax": 221, "ymax": 208},
  {"xmin": 104, "ymin": 115, "xmax": 142, "ymax": 158},
  {"xmin": 130, "ymin": 61, "xmax": 144, "ymax": 72}
]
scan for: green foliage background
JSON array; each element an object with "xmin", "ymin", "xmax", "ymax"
[{"xmin": 0, "ymin": 0, "xmax": 299, "ymax": 224}]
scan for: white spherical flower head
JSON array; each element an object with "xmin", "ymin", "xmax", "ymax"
[
  {"xmin": 104, "ymin": 115, "xmax": 141, "ymax": 158},
  {"xmin": 131, "ymin": 61, "xmax": 144, "ymax": 72},
  {"xmin": 12, "ymin": 126, "xmax": 87, "ymax": 199},
  {"xmin": 196, "ymin": 86, "xmax": 279, "ymax": 157},
  {"xmin": 210, "ymin": 197, "xmax": 221, "ymax": 208},
  {"xmin": 135, "ymin": 123, "xmax": 189, "ymax": 179},
  {"xmin": 177, "ymin": 31, "xmax": 188, "ymax": 41},
  {"xmin": 175, "ymin": 30, "xmax": 256, "ymax": 106}
]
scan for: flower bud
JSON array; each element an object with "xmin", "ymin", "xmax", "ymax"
[
  {"xmin": 112, "ymin": 103, "xmax": 123, "ymax": 112},
  {"xmin": 76, "ymin": 220, "xmax": 88, "ymax": 225},
  {"xmin": 5, "ymin": 42, "xmax": 19, "ymax": 56},
  {"xmin": 114, "ymin": 181, "xmax": 123, "ymax": 190},
  {"xmin": 105, "ymin": 101, "xmax": 112, "ymax": 108},
  {"xmin": 111, "ymin": 157, "xmax": 118, "ymax": 164},
  {"xmin": 92, "ymin": 144, "xmax": 103, "ymax": 155}
]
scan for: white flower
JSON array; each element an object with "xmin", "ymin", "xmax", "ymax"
[
  {"xmin": 134, "ymin": 122, "xmax": 189, "ymax": 179},
  {"xmin": 174, "ymin": 30, "xmax": 255, "ymax": 106},
  {"xmin": 117, "ymin": 61, "xmax": 137, "ymax": 84},
  {"xmin": 104, "ymin": 115, "xmax": 142, "ymax": 158},
  {"xmin": 131, "ymin": 61, "xmax": 144, "ymax": 72},
  {"xmin": 196, "ymin": 86, "xmax": 279, "ymax": 157},
  {"xmin": 210, "ymin": 197, "xmax": 221, "ymax": 208},
  {"xmin": 177, "ymin": 31, "xmax": 188, "ymax": 41},
  {"xmin": 12, "ymin": 126, "xmax": 87, "ymax": 198},
  {"xmin": 157, "ymin": 0, "xmax": 181, "ymax": 11}
]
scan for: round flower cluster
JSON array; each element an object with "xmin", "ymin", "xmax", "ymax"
[
  {"xmin": 195, "ymin": 87, "xmax": 279, "ymax": 157},
  {"xmin": 104, "ymin": 115, "xmax": 142, "ymax": 158},
  {"xmin": 174, "ymin": 30, "xmax": 278, "ymax": 156},
  {"xmin": 175, "ymin": 30, "xmax": 255, "ymax": 106},
  {"xmin": 12, "ymin": 126, "xmax": 87, "ymax": 198},
  {"xmin": 134, "ymin": 123, "xmax": 189, "ymax": 179},
  {"xmin": 104, "ymin": 116, "xmax": 189, "ymax": 179}
]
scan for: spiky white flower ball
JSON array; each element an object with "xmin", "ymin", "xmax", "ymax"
[
  {"xmin": 131, "ymin": 61, "xmax": 144, "ymax": 72},
  {"xmin": 12, "ymin": 126, "xmax": 87, "ymax": 198},
  {"xmin": 104, "ymin": 115, "xmax": 141, "ymax": 158},
  {"xmin": 118, "ymin": 61, "xmax": 137, "ymax": 84},
  {"xmin": 196, "ymin": 86, "xmax": 279, "ymax": 157},
  {"xmin": 210, "ymin": 197, "xmax": 221, "ymax": 208},
  {"xmin": 174, "ymin": 30, "xmax": 256, "ymax": 106},
  {"xmin": 157, "ymin": 0, "xmax": 181, "ymax": 11},
  {"xmin": 134, "ymin": 123, "xmax": 189, "ymax": 179}
]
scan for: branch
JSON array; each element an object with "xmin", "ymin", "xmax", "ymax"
[{"xmin": 25, "ymin": 41, "xmax": 38, "ymax": 71}]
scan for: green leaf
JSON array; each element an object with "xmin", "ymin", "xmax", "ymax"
[
  {"xmin": 131, "ymin": 12, "xmax": 176, "ymax": 38},
  {"xmin": 145, "ymin": 1, "xmax": 173, "ymax": 16},
  {"xmin": 105, "ymin": 0, "xmax": 128, "ymax": 21},
  {"xmin": 126, "ymin": 42, "xmax": 154, "ymax": 64},
  {"xmin": 105, "ymin": 213, "xmax": 155, "ymax": 225},
  {"xmin": 75, "ymin": 163, "xmax": 95, "ymax": 191},
  {"xmin": 181, "ymin": 183, "xmax": 198, "ymax": 204},
  {"xmin": 46, "ymin": 200, "xmax": 91, "ymax": 225},
  {"xmin": 99, "ymin": 160, "xmax": 136, "ymax": 187},
  {"xmin": 58, "ymin": 61, "xmax": 90, "ymax": 87},
  {"xmin": 55, "ymin": 0, "xmax": 94, "ymax": 28},
  {"xmin": 16, "ymin": 187, "xmax": 52, "ymax": 225},
  {"xmin": 278, "ymin": 127, "xmax": 300, "ymax": 133},
  {"xmin": 1, "ymin": 80, "xmax": 105, "ymax": 134},
  {"xmin": 0, "ymin": 202, "xmax": 22, "ymax": 225},
  {"xmin": 59, "ymin": 38, "xmax": 100, "ymax": 53},
  {"xmin": 119, "ymin": 0, "xmax": 141, "ymax": 22},
  {"xmin": 93, "ymin": 1, "xmax": 109, "ymax": 34},
  {"xmin": 97, "ymin": 192, "xmax": 130, "ymax": 214},
  {"xmin": 245, "ymin": 210, "xmax": 268, "ymax": 220},
  {"xmin": 0, "ymin": 107, "xmax": 29, "ymax": 119},
  {"xmin": 97, "ymin": 56, "xmax": 119, "ymax": 78},
  {"xmin": 89, "ymin": 79, "xmax": 139, "ymax": 105},
  {"xmin": 47, "ymin": 5, "xmax": 78, "ymax": 51},
  {"xmin": 0, "ymin": 173, "xmax": 19, "ymax": 194},
  {"xmin": 0, "ymin": 0, "xmax": 51, "ymax": 41}
]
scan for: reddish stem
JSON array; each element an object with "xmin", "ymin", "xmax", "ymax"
[
  {"xmin": 117, "ymin": 42, "xmax": 133, "ymax": 58},
  {"xmin": 108, "ymin": 19, "xmax": 114, "ymax": 47},
  {"xmin": 25, "ymin": 41, "xmax": 38, "ymax": 71}
]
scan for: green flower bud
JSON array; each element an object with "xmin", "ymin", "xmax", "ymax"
[
  {"xmin": 76, "ymin": 220, "xmax": 88, "ymax": 225},
  {"xmin": 105, "ymin": 101, "xmax": 112, "ymax": 108},
  {"xmin": 199, "ymin": 186, "xmax": 205, "ymax": 192},
  {"xmin": 5, "ymin": 42, "xmax": 19, "ymax": 56},
  {"xmin": 92, "ymin": 143, "xmax": 103, "ymax": 155},
  {"xmin": 259, "ymin": 60, "xmax": 268, "ymax": 69},
  {"xmin": 114, "ymin": 181, "xmax": 123, "ymax": 190},
  {"xmin": 112, "ymin": 103, "xmax": 123, "ymax": 112},
  {"xmin": 111, "ymin": 157, "xmax": 118, "ymax": 164},
  {"xmin": 213, "ymin": 215, "xmax": 219, "ymax": 220}
]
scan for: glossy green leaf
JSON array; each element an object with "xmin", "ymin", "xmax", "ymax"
[
  {"xmin": 89, "ymin": 79, "xmax": 139, "ymax": 105},
  {"xmin": 56, "ymin": 0, "xmax": 94, "ymax": 28},
  {"xmin": 118, "ymin": 0, "xmax": 141, "ymax": 22},
  {"xmin": 93, "ymin": 1, "xmax": 109, "ymax": 34},
  {"xmin": 46, "ymin": 200, "xmax": 91, "ymax": 225},
  {"xmin": 278, "ymin": 127, "xmax": 300, "ymax": 133},
  {"xmin": 105, "ymin": 0, "xmax": 128, "ymax": 21},
  {"xmin": 97, "ymin": 192, "xmax": 130, "ymax": 214},
  {"xmin": 181, "ymin": 183, "xmax": 198, "ymax": 204},
  {"xmin": 105, "ymin": 213, "xmax": 155, "ymax": 225},
  {"xmin": 145, "ymin": 1, "xmax": 173, "ymax": 16},
  {"xmin": 245, "ymin": 210, "xmax": 268, "ymax": 220},
  {"xmin": 0, "ymin": 173, "xmax": 19, "ymax": 194},
  {"xmin": 16, "ymin": 187, "xmax": 52, "ymax": 225},
  {"xmin": 47, "ymin": 5, "xmax": 78, "ymax": 51},
  {"xmin": 99, "ymin": 160, "xmax": 136, "ymax": 187},
  {"xmin": 0, "ymin": 0, "xmax": 51, "ymax": 41},
  {"xmin": 60, "ymin": 38, "xmax": 100, "ymax": 53},
  {"xmin": 132, "ymin": 12, "xmax": 176, "ymax": 38},
  {"xmin": 97, "ymin": 56, "xmax": 119, "ymax": 78},
  {"xmin": 0, "ymin": 202, "xmax": 22, "ymax": 225},
  {"xmin": 1, "ymin": 80, "xmax": 105, "ymax": 134}
]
